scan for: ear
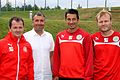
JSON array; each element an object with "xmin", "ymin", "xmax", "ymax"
[
  {"xmin": 77, "ymin": 20, "xmax": 80, "ymax": 25},
  {"xmin": 77, "ymin": 19, "xmax": 80, "ymax": 23},
  {"xmin": 8, "ymin": 26, "xmax": 11, "ymax": 31}
]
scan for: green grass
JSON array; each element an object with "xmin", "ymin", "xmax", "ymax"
[{"xmin": 0, "ymin": 7, "xmax": 120, "ymax": 39}]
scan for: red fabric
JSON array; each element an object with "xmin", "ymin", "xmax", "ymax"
[
  {"xmin": 0, "ymin": 32, "xmax": 34, "ymax": 80},
  {"xmin": 92, "ymin": 31, "xmax": 120, "ymax": 80},
  {"xmin": 52, "ymin": 28, "xmax": 93, "ymax": 80}
]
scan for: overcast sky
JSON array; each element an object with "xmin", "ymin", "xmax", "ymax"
[{"xmin": 1, "ymin": 0, "xmax": 120, "ymax": 9}]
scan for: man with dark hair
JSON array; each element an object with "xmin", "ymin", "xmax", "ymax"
[
  {"xmin": 0, "ymin": 16, "xmax": 34, "ymax": 80},
  {"xmin": 52, "ymin": 9, "xmax": 93, "ymax": 80},
  {"xmin": 24, "ymin": 12, "xmax": 54, "ymax": 80}
]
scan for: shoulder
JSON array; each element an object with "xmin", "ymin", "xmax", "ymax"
[
  {"xmin": 77, "ymin": 28, "xmax": 91, "ymax": 37},
  {"xmin": 22, "ymin": 38, "xmax": 32, "ymax": 50},
  {"xmin": 91, "ymin": 32, "xmax": 100, "ymax": 38},
  {"xmin": 0, "ymin": 37, "xmax": 9, "ymax": 50},
  {"xmin": 113, "ymin": 31, "xmax": 120, "ymax": 36},
  {"xmin": 111, "ymin": 31, "xmax": 120, "ymax": 41},
  {"xmin": 24, "ymin": 30, "xmax": 32, "ymax": 36},
  {"xmin": 45, "ymin": 31, "xmax": 52, "ymax": 36},
  {"xmin": 44, "ymin": 31, "xmax": 53, "ymax": 38},
  {"xmin": 23, "ymin": 30, "xmax": 33, "ymax": 40},
  {"xmin": 0, "ymin": 37, "xmax": 8, "ymax": 44},
  {"xmin": 56, "ymin": 30, "xmax": 66, "ymax": 36}
]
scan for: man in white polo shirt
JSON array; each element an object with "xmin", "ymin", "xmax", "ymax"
[{"xmin": 24, "ymin": 12, "xmax": 54, "ymax": 80}]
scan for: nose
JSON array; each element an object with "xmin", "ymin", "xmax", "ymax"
[
  {"xmin": 69, "ymin": 20, "xmax": 74, "ymax": 23},
  {"xmin": 101, "ymin": 22, "xmax": 106, "ymax": 25}
]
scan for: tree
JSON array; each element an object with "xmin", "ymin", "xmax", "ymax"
[
  {"xmin": 77, "ymin": 4, "xmax": 82, "ymax": 9},
  {"xmin": 21, "ymin": 5, "xmax": 27, "ymax": 11},
  {"xmin": 5, "ymin": 2, "xmax": 12, "ymax": 11},
  {"xmin": 54, "ymin": 6, "xmax": 61, "ymax": 10},
  {"xmin": 46, "ymin": 6, "xmax": 50, "ymax": 10},
  {"xmin": 33, "ymin": 4, "xmax": 39, "ymax": 11},
  {"xmin": 27, "ymin": 4, "xmax": 32, "ymax": 11},
  {"xmin": 16, "ymin": 6, "xmax": 20, "ymax": 11}
]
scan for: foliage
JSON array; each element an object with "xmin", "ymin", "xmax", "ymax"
[
  {"xmin": 33, "ymin": 4, "xmax": 39, "ymax": 11},
  {"xmin": 0, "ymin": 8, "xmax": 120, "ymax": 40},
  {"xmin": 2, "ymin": 2, "xmax": 12, "ymax": 11},
  {"xmin": 0, "ymin": 2, "xmax": 62, "ymax": 11}
]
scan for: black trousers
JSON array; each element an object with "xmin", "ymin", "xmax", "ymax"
[{"xmin": 59, "ymin": 77, "xmax": 84, "ymax": 80}]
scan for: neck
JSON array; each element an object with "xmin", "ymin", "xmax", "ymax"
[
  {"xmin": 37, "ymin": 31, "xmax": 43, "ymax": 36},
  {"xmin": 101, "ymin": 30, "xmax": 114, "ymax": 37},
  {"xmin": 34, "ymin": 29, "xmax": 44, "ymax": 36}
]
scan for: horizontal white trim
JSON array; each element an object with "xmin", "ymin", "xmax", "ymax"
[
  {"xmin": 58, "ymin": 37, "xmax": 84, "ymax": 44},
  {"xmin": 94, "ymin": 40, "xmax": 120, "ymax": 47}
]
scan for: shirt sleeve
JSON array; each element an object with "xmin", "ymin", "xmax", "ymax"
[
  {"xmin": 83, "ymin": 35, "xmax": 93, "ymax": 80},
  {"xmin": 52, "ymin": 35, "xmax": 60, "ymax": 77},
  {"xmin": 50, "ymin": 34, "xmax": 54, "ymax": 52},
  {"xmin": 27, "ymin": 44, "xmax": 34, "ymax": 80},
  {"xmin": 0, "ymin": 41, "xmax": 2, "ymax": 60}
]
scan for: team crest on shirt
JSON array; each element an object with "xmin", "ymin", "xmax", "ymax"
[
  {"xmin": 23, "ymin": 46, "xmax": 27, "ymax": 53},
  {"xmin": 69, "ymin": 36, "xmax": 73, "ymax": 40},
  {"xmin": 104, "ymin": 38, "xmax": 108, "ymax": 42},
  {"xmin": 76, "ymin": 35, "xmax": 82, "ymax": 40},
  {"xmin": 8, "ymin": 43, "xmax": 14, "ymax": 52},
  {"xmin": 61, "ymin": 34, "xmax": 65, "ymax": 38},
  {"xmin": 95, "ymin": 37, "xmax": 99, "ymax": 40},
  {"xmin": 113, "ymin": 36, "xmax": 119, "ymax": 42}
]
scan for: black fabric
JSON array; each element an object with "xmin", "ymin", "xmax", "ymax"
[{"xmin": 59, "ymin": 77, "xmax": 84, "ymax": 80}]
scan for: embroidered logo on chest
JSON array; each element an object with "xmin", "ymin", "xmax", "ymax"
[
  {"xmin": 8, "ymin": 43, "xmax": 14, "ymax": 52},
  {"xmin": 104, "ymin": 38, "xmax": 108, "ymax": 42},
  {"xmin": 23, "ymin": 46, "xmax": 27, "ymax": 53},
  {"xmin": 95, "ymin": 37, "xmax": 99, "ymax": 40},
  {"xmin": 69, "ymin": 36, "xmax": 73, "ymax": 40},
  {"xmin": 113, "ymin": 36, "xmax": 119, "ymax": 42},
  {"xmin": 76, "ymin": 35, "xmax": 82, "ymax": 40},
  {"xmin": 61, "ymin": 34, "xmax": 65, "ymax": 38}
]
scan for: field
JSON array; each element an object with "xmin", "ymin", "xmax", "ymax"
[{"xmin": 0, "ymin": 7, "xmax": 120, "ymax": 39}]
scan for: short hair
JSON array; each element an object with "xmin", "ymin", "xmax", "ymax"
[
  {"xmin": 32, "ymin": 12, "xmax": 45, "ymax": 21},
  {"xmin": 96, "ymin": 9, "xmax": 112, "ymax": 22},
  {"xmin": 9, "ymin": 16, "xmax": 24, "ymax": 29},
  {"xmin": 65, "ymin": 9, "xmax": 79, "ymax": 20}
]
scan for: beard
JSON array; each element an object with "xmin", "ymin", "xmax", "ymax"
[
  {"xmin": 34, "ymin": 25, "xmax": 44, "ymax": 33},
  {"xmin": 68, "ymin": 22, "xmax": 78, "ymax": 29},
  {"xmin": 99, "ymin": 25, "xmax": 111, "ymax": 33}
]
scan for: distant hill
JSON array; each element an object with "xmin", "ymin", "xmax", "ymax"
[{"xmin": 0, "ymin": 7, "xmax": 120, "ymax": 39}]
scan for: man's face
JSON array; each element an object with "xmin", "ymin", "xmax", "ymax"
[
  {"xmin": 10, "ymin": 20, "xmax": 24, "ymax": 38},
  {"xmin": 66, "ymin": 13, "xmax": 79, "ymax": 29},
  {"xmin": 97, "ymin": 14, "xmax": 112, "ymax": 32},
  {"xmin": 33, "ymin": 15, "xmax": 45, "ymax": 33}
]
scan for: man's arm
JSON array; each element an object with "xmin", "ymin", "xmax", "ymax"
[
  {"xmin": 27, "ymin": 45, "xmax": 34, "ymax": 80},
  {"xmin": 83, "ymin": 35, "xmax": 93, "ymax": 80},
  {"xmin": 52, "ymin": 35, "xmax": 60, "ymax": 77},
  {"xmin": 50, "ymin": 51, "xmax": 54, "ymax": 68}
]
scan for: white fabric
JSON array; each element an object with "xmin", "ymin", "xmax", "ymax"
[{"xmin": 24, "ymin": 29, "xmax": 54, "ymax": 80}]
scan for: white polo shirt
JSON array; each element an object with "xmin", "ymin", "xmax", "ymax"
[{"xmin": 24, "ymin": 29, "xmax": 54, "ymax": 80}]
